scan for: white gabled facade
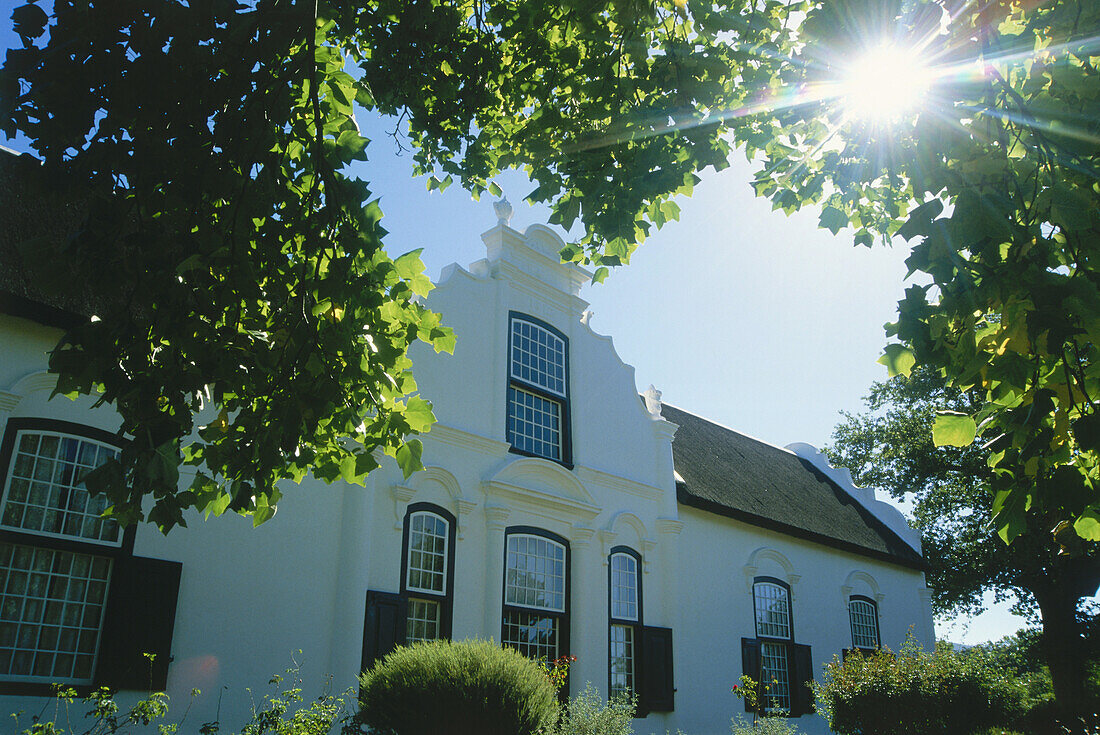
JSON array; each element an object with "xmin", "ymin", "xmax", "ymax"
[{"xmin": 0, "ymin": 211, "xmax": 934, "ymax": 735}]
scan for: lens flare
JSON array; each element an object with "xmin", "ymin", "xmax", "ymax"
[{"xmin": 841, "ymin": 43, "xmax": 934, "ymax": 121}]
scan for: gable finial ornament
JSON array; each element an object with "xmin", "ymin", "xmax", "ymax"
[
  {"xmin": 494, "ymin": 196, "xmax": 513, "ymax": 226},
  {"xmin": 644, "ymin": 384, "xmax": 663, "ymax": 419},
  {"xmin": 580, "ymin": 310, "xmax": 593, "ymax": 326}
]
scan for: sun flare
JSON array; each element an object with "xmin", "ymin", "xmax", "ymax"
[{"xmin": 840, "ymin": 43, "xmax": 934, "ymax": 121}]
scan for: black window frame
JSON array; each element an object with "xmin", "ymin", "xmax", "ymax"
[
  {"xmin": 0, "ymin": 417, "xmax": 180, "ymax": 695},
  {"xmin": 848, "ymin": 594, "xmax": 881, "ymax": 651},
  {"xmin": 752, "ymin": 577, "xmax": 793, "ymax": 712},
  {"xmin": 399, "ymin": 502, "xmax": 457, "ymax": 643},
  {"xmin": 500, "ymin": 526, "xmax": 571, "ymax": 673},
  {"xmin": 608, "ymin": 546, "xmax": 642, "ymax": 703},
  {"xmin": 505, "ymin": 312, "xmax": 572, "ymax": 467},
  {"xmin": 743, "ymin": 576, "xmax": 812, "ymax": 718}
]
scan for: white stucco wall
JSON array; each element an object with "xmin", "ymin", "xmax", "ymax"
[{"xmin": 0, "ymin": 221, "xmax": 935, "ymax": 735}]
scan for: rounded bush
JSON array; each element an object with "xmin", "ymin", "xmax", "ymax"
[
  {"xmin": 814, "ymin": 640, "xmax": 1025, "ymax": 735},
  {"xmin": 357, "ymin": 639, "xmax": 559, "ymax": 735}
]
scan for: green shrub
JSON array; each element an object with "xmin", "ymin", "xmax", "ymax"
[
  {"xmin": 356, "ymin": 639, "xmax": 559, "ymax": 735},
  {"xmin": 541, "ymin": 684, "xmax": 635, "ymax": 735},
  {"xmin": 730, "ymin": 713, "xmax": 803, "ymax": 735},
  {"xmin": 814, "ymin": 639, "xmax": 1026, "ymax": 735}
]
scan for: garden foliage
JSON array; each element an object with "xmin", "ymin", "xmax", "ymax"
[
  {"xmin": 540, "ymin": 684, "xmax": 635, "ymax": 735},
  {"xmin": 356, "ymin": 639, "xmax": 559, "ymax": 735},
  {"xmin": 814, "ymin": 640, "xmax": 1025, "ymax": 735}
]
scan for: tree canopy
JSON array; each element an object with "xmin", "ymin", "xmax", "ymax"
[
  {"xmin": 827, "ymin": 366, "xmax": 1100, "ymax": 716},
  {"xmin": 2, "ymin": 0, "xmax": 1098, "ymax": 540}
]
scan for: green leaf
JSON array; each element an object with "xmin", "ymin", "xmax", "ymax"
[
  {"xmin": 395, "ymin": 439, "xmax": 424, "ymax": 479},
  {"xmin": 403, "ymin": 396, "xmax": 436, "ymax": 433},
  {"xmin": 877, "ymin": 344, "xmax": 916, "ymax": 378},
  {"xmin": 818, "ymin": 206, "xmax": 848, "ymax": 235},
  {"xmin": 933, "ymin": 413, "xmax": 977, "ymax": 447},
  {"xmin": 1073, "ymin": 509, "xmax": 1100, "ymax": 541}
]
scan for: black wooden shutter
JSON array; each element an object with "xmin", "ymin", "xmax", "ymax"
[
  {"xmin": 790, "ymin": 643, "xmax": 814, "ymax": 717},
  {"xmin": 360, "ymin": 590, "xmax": 406, "ymax": 671},
  {"xmin": 638, "ymin": 626, "xmax": 674, "ymax": 712},
  {"xmin": 740, "ymin": 638, "xmax": 761, "ymax": 713},
  {"xmin": 95, "ymin": 555, "xmax": 182, "ymax": 691}
]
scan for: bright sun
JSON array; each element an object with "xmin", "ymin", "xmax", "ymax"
[{"xmin": 840, "ymin": 43, "xmax": 934, "ymax": 121}]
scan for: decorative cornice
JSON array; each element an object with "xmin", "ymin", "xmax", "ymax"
[
  {"xmin": 425, "ymin": 423, "xmax": 511, "ymax": 457},
  {"xmin": 570, "ymin": 524, "xmax": 596, "ymax": 548},
  {"xmin": 389, "ymin": 485, "xmax": 416, "ymax": 530},
  {"xmin": 0, "ymin": 392, "xmax": 20, "ymax": 413},
  {"xmin": 8, "ymin": 371, "xmax": 58, "ymax": 396},
  {"xmin": 483, "ymin": 479, "xmax": 601, "ymax": 521},
  {"xmin": 574, "ymin": 466, "xmax": 662, "ymax": 500},
  {"xmin": 484, "ymin": 503, "xmax": 512, "ymax": 531},
  {"xmin": 655, "ymin": 518, "xmax": 684, "ymax": 536},
  {"xmin": 455, "ymin": 497, "xmax": 478, "ymax": 540}
]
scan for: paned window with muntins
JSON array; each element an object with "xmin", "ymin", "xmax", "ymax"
[
  {"xmin": 505, "ymin": 534, "xmax": 565, "ymax": 612},
  {"xmin": 506, "ymin": 316, "xmax": 568, "ymax": 462},
  {"xmin": 610, "ymin": 553, "xmax": 638, "ymax": 621},
  {"xmin": 2, "ymin": 433, "xmax": 120, "ymax": 545},
  {"xmin": 510, "ymin": 319, "xmax": 566, "ymax": 396},
  {"xmin": 406, "ymin": 512, "xmax": 448, "ymax": 595},
  {"xmin": 849, "ymin": 598, "xmax": 879, "ymax": 649}
]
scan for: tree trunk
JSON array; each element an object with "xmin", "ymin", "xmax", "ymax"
[{"xmin": 1033, "ymin": 584, "xmax": 1086, "ymax": 725}]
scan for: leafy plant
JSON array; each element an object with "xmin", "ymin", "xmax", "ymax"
[
  {"xmin": 730, "ymin": 713, "xmax": 803, "ymax": 735},
  {"xmin": 826, "ymin": 366, "xmax": 1100, "ymax": 715},
  {"xmin": 356, "ymin": 639, "xmax": 559, "ymax": 735},
  {"xmin": 7, "ymin": 664, "xmax": 351, "ymax": 735},
  {"xmin": 814, "ymin": 638, "xmax": 1026, "ymax": 735},
  {"xmin": 540, "ymin": 684, "xmax": 635, "ymax": 735}
]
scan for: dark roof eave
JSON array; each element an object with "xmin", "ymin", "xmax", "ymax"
[
  {"xmin": 0, "ymin": 290, "xmax": 85, "ymax": 331},
  {"xmin": 676, "ymin": 484, "xmax": 929, "ymax": 573}
]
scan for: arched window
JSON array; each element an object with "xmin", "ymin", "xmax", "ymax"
[
  {"xmin": 609, "ymin": 547, "xmax": 641, "ymax": 699},
  {"xmin": 501, "ymin": 527, "xmax": 569, "ymax": 664},
  {"xmin": 507, "ymin": 314, "xmax": 570, "ymax": 464},
  {"xmin": 752, "ymin": 578, "xmax": 793, "ymax": 712},
  {"xmin": 849, "ymin": 596, "xmax": 880, "ymax": 650},
  {"xmin": 401, "ymin": 504, "xmax": 456, "ymax": 644}
]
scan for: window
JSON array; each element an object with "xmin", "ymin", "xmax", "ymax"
[
  {"xmin": 502, "ymin": 528, "xmax": 568, "ymax": 665},
  {"xmin": 507, "ymin": 315, "xmax": 570, "ymax": 464},
  {"xmin": 0, "ymin": 429, "xmax": 121, "ymax": 684},
  {"xmin": 740, "ymin": 576, "xmax": 813, "ymax": 717},
  {"xmin": 849, "ymin": 596, "xmax": 880, "ymax": 650},
  {"xmin": 0, "ymin": 418, "xmax": 181, "ymax": 694},
  {"xmin": 609, "ymin": 548, "xmax": 641, "ymax": 700},
  {"xmin": 401, "ymin": 504, "xmax": 456, "ymax": 644},
  {"xmin": 753, "ymin": 579, "xmax": 792, "ymax": 712}
]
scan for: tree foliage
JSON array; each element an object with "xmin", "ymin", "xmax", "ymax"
[
  {"xmin": 826, "ymin": 367, "xmax": 1100, "ymax": 716},
  {"xmin": 735, "ymin": 0, "xmax": 1100, "ymax": 543},
  {"xmin": 0, "ymin": 0, "xmax": 799, "ymax": 530},
  {"xmin": 2, "ymin": 0, "xmax": 1098, "ymax": 541}
]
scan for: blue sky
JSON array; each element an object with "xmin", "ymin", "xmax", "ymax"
[{"xmin": 1, "ymin": 17, "xmax": 1031, "ymax": 645}]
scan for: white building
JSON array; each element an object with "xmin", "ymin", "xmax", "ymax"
[{"xmin": 0, "ymin": 151, "xmax": 933, "ymax": 734}]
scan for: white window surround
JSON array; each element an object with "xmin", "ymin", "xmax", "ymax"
[
  {"xmin": 610, "ymin": 552, "xmax": 639, "ymax": 622},
  {"xmin": 502, "ymin": 529, "xmax": 569, "ymax": 665},
  {"xmin": 504, "ymin": 533, "xmax": 566, "ymax": 612},
  {"xmin": 849, "ymin": 597, "xmax": 880, "ymax": 649},
  {"xmin": 405, "ymin": 511, "xmax": 449, "ymax": 596},
  {"xmin": 509, "ymin": 318, "xmax": 566, "ymax": 397},
  {"xmin": 1, "ymin": 431, "xmax": 122, "ymax": 547},
  {"xmin": 753, "ymin": 581, "xmax": 791, "ymax": 640}
]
